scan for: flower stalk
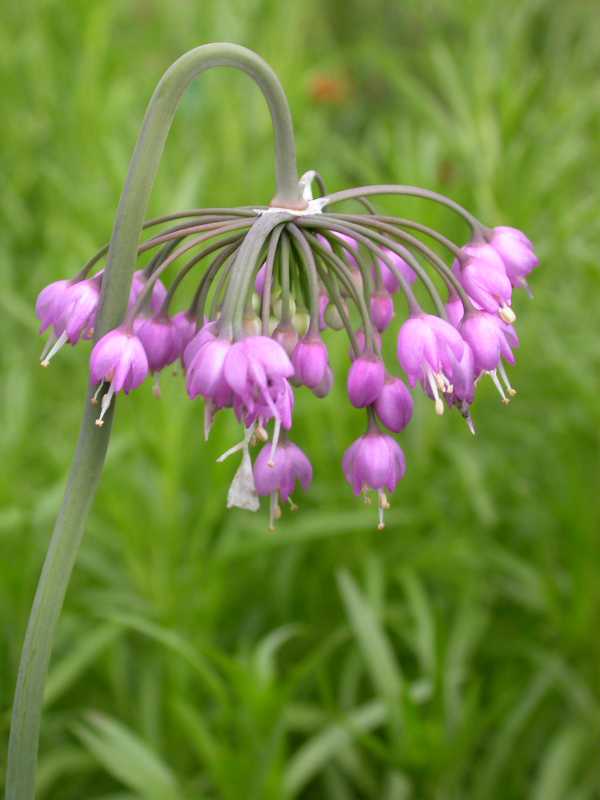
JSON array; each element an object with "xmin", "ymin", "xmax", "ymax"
[{"xmin": 6, "ymin": 42, "xmax": 303, "ymax": 800}]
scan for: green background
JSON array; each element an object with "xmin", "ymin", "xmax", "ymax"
[{"xmin": 1, "ymin": 0, "xmax": 600, "ymax": 797}]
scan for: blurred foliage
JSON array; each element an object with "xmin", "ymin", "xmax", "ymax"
[{"xmin": 1, "ymin": 0, "xmax": 600, "ymax": 797}]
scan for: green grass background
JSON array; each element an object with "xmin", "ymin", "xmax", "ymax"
[{"xmin": 1, "ymin": 0, "xmax": 600, "ymax": 797}]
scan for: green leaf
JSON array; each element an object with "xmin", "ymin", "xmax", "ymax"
[
  {"xmin": 531, "ymin": 725, "xmax": 589, "ymax": 800},
  {"xmin": 283, "ymin": 701, "xmax": 387, "ymax": 797},
  {"xmin": 74, "ymin": 712, "xmax": 182, "ymax": 800},
  {"xmin": 337, "ymin": 570, "xmax": 402, "ymax": 699},
  {"xmin": 44, "ymin": 623, "xmax": 122, "ymax": 706}
]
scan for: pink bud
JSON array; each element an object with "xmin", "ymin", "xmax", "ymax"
[
  {"xmin": 273, "ymin": 322, "xmax": 299, "ymax": 358},
  {"xmin": 291, "ymin": 335, "xmax": 329, "ymax": 389},
  {"xmin": 374, "ymin": 376, "xmax": 413, "ymax": 432},
  {"xmin": 375, "ymin": 248, "xmax": 417, "ymax": 293},
  {"xmin": 135, "ymin": 316, "xmax": 178, "ymax": 373},
  {"xmin": 370, "ymin": 291, "xmax": 395, "ymax": 332},
  {"xmin": 489, "ymin": 226, "xmax": 538, "ymax": 288},
  {"xmin": 347, "ymin": 354, "xmax": 385, "ymax": 407}
]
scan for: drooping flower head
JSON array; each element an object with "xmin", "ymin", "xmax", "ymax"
[{"xmin": 36, "ymin": 165, "xmax": 537, "ymax": 528}]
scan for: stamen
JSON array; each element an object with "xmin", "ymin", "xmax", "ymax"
[
  {"xmin": 91, "ymin": 381, "xmax": 104, "ymax": 405},
  {"xmin": 498, "ymin": 363, "xmax": 517, "ymax": 396},
  {"xmin": 152, "ymin": 374, "xmax": 161, "ymax": 398},
  {"xmin": 377, "ymin": 491, "xmax": 389, "ymax": 530},
  {"xmin": 254, "ymin": 423, "xmax": 268, "ymax": 444},
  {"xmin": 435, "ymin": 372, "xmax": 453, "ymax": 394},
  {"xmin": 499, "ymin": 304, "xmax": 516, "ymax": 324},
  {"xmin": 489, "ymin": 370, "xmax": 509, "ymax": 404},
  {"xmin": 288, "ymin": 498, "xmax": 299, "ymax": 512},
  {"xmin": 361, "ymin": 486, "xmax": 372, "ymax": 505},
  {"xmin": 268, "ymin": 417, "xmax": 281, "ymax": 467},
  {"xmin": 268, "ymin": 492, "xmax": 281, "ymax": 531},
  {"xmin": 204, "ymin": 400, "xmax": 216, "ymax": 441},
  {"xmin": 95, "ymin": 384, "xmax": 115, "ymax": 427},
  {"xmin": 427, "ymin": 368, "xmax": 445, "ymax": 415},
  {"xmin": 465, "ymin": 413, "xmax": 476, "ymax": 435},
  {"xmin": 40, "ymin": 331, "xmax": 68, "ymax": 367},
  {"xmin": 40, "ymin": 334, "xmax": 57, "ymax": 363}
]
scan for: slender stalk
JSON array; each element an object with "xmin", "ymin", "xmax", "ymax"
[
  {"xmin": 162, "ymin": 234, "xmax": 244, "ymax": 314},
  {"xmin": 191, "ymin": 245, "xmax": 241, "ymax": 318},
  {"xmin": 6, "ymin": 43, "xmax": 302, "ymax": 800},
  {"xmin": 286, "ymin": 224, "xmax": 321, "ymax": 334},
  {"xmin": 221, "ymin": 213, "xmax": 290, "ymax": 339},
  {"xmin": 321, "ymin": 184, "xmax": 482, "ymax": 232},
  {"xmin": 329, "ymin": 213, "xmax": 462, "ymax": 257},
  {"xmin": 76, "ymin": 210, "xmax": 257, "ymax": 280},
  {"xmin": 349, "ymin": 216, "xmax": 473, "ymax": 310},
  {"xmin": 261, "ymin": 230, "xmax": 285, "ymax": 335}
]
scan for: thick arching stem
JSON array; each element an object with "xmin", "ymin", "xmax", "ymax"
[{"xmin": 6, "ymin": 43, "xmax": 302, "ymax": 800}]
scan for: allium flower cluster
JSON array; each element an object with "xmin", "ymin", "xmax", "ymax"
[{"xmin": 36, "ymin": 178, "xmax": 537, "ymax": 529}]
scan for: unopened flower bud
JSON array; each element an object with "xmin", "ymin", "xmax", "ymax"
[
  {"xmin": 347, "ymin": 353, "xmax": 385, "ymax": 407},
  {"xmin": 370, "ymin": 290, "xmax": 395, "ymax": 332}
]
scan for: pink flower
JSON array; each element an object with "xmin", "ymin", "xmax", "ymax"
[
  {"xmin": 90, "ymin": 327, "xmax": 149, "ymax": 393},
  {"xmin": 397, "ymin": 313, "xmax": 465, "ymax": 413},
  {"xmin": 128, "ymin": 270, "xmax": 168, "ymax": 313},
  {"xmin": 331, "ymin": 231, "xmax": 359, "ymax": 268},
  {"xmin": 353, "ymin": 328, "xmax": 382, "ymax": 358},
  {"xmin": 458, "ymin": 244, "xmax": 515, "ymax": 323},
  {"xmin": 89, "ymin": 327, "xmax": 149, "ymax": 425},
  {"xmin": 347, "ymin": 354, "xmax": 385, "ymax": 407},
  {"xmin": 171, "ymin": 311, "xmax": 197, "ymax": 357},
  {"xmin": 445, "ymin": 289, "xmax": 465, "ymax": 328},
  {"xmin": 370, "ymin": 291, "xmax": 395, "ymax": 332},
  {"xmin": 489, "ymin": 226, "xmax": 538, "ymax": 288},
  {"xmin": 37, "ymin": 277, "xmax": 101, "ymax": 344},
  {"xmin": 234, "ymin": 375, "xmax": 294, "ymax": 430},
  {"xmin": 254, "ymin": 439, "xmax": 312, "ymax": 502},
  {"xmin": 186, "ymin": 337, "xmax": 233, "ymax": 407},
  {"xmin": 272, "ymin": 322, "xmax": 299, "ymax": 358},
  {"xmin": 59, "ymin": 278, "xmax": 102, "ymax": 343},
  {"xmin": 460, "ymin": 311, "xmax": 516, "ymax": 372},
  {"xmin": 135, "ymin": 316, "xmax": 178, "ymax": 373},
  {"xmin": 291, "ymin": 335, "xmax": 329, "ymax": 389},
  {"xmin": 375, "ymin": 248, "xmax": 417, "ymax": 293},
  {"xmin": 374, "ymin": 376, "xmax": 413, "ymax": 432},
  {"xmin": 223, "ymin": 336, "xmax": 294, "ymax": 430},
  {"xmin": 343, "ymin": 429, "xmax": 406, "ymax": 528},
  {"xmin": 312, "ymin": 366, "xmax": 333, "ymax": 398},
  {"xmin": 447, "ymin": 342, "xmax": 477, "ymax": 406},
  {"xmin": 35, "ymin": 280, "xmax": 71, "ymax": 333},
  {"xmin": 183, "ymin": 321, "xmax": 217, "ymax": 370},
  {"xmin": 318, "ymin": 290, "xmax": 330, "ymax": 330}
]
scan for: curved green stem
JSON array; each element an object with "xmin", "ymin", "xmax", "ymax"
[
  {"xmin": 321, "ymin": 184, "xmax": 482, "ymax": 232},
  {"xmin": 6, "ymin": 43, "xmax": 302, "ymax": 800}
]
